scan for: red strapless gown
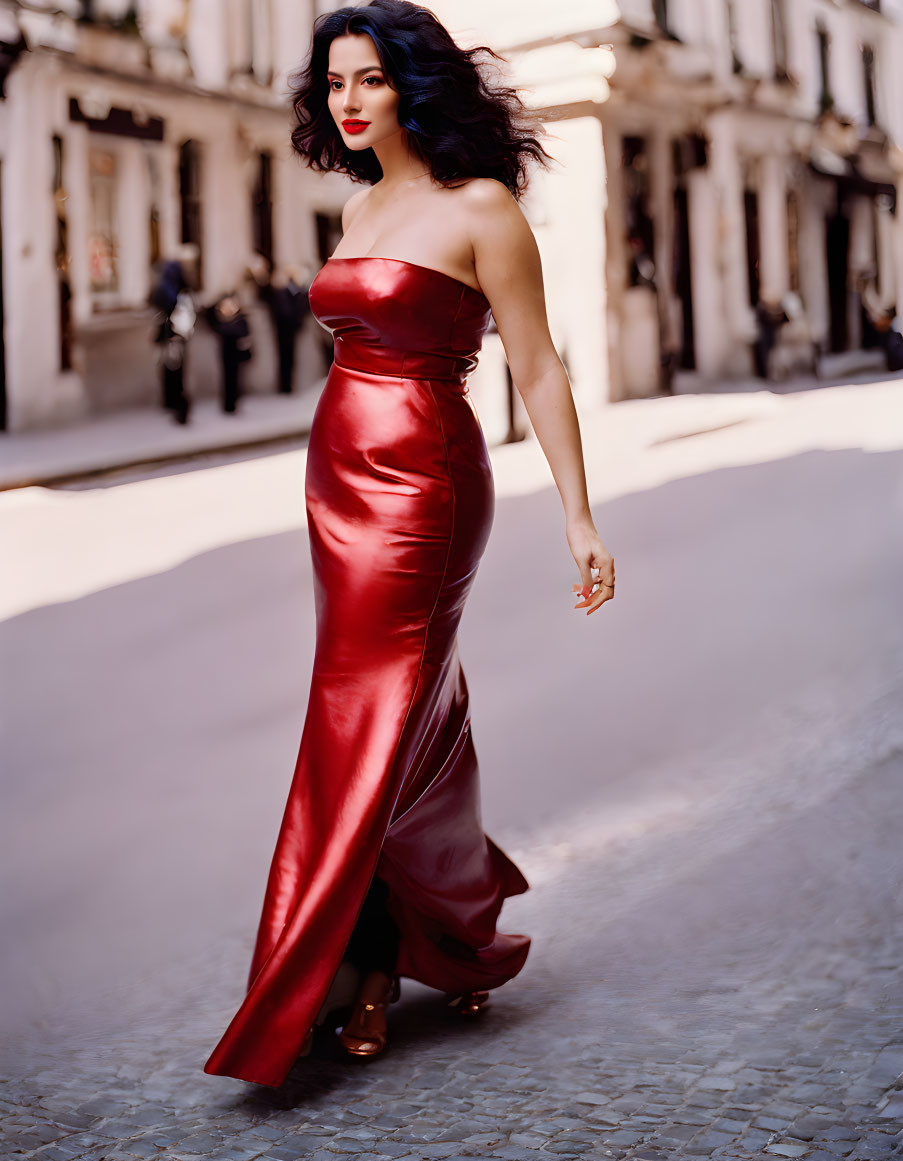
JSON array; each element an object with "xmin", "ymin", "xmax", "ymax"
[{"xmin": 203, "ymin": 257, "xmax": 531, "ymax": 1087}]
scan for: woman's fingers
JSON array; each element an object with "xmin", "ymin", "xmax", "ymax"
[
  {"xmin": 568, "ymin": 537, "xmax": 615, "ymax": 613},
  {"xmin": 585, "ymin": 585, "xmax": 614, "ymax": 614},
  {"xmin": 579, "ymin": 583, "xmax": 613, "ymax": 613},
  {"xmin": 572, "ymin": 565, "xmax": 615, "ymax": 612},
  {"xmin": 572, "ymin": 583, "xmax": 591, "ymax": 607}
]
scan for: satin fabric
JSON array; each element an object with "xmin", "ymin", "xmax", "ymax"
[{"xmin": 204, "ymin": 256, "xmax": 531, "ymax": 1088}]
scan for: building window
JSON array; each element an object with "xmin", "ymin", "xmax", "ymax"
[
  {"xmin": 622, "ymin": 136, "xmax": 655, "ymax": 288},
  {"xmin": 726, "ymin": 0, "xmax": 742, "ymax": 74},
  {"xmin": 786, "ymin": 188, "xmax": 800, "ymax": 294},
  {"xmin": 251, "ymin": 0, "xmax": 274, "ymax": 85},
  {"xmin": 53, "ymin": 135, "xmax": 73, "ymax": 370},
  {"xmin": 147, "ymin": 151, "xmax": 162, "ymax": 267},
  {"xmin": 88, "ymin": 146, "xmax": 118, "ymax": 297},
  {"xmin": 251, "ymin": 150, "xmax": 274, "ymax": 268},
  {"xmin": 771, "ymin": 0, "xmax": 789, "ymax": 80},
  {"xmin": 862, "ymin": 44, "xmax": 877, "ymax": 126},
  {"xmin": 225, "ymin": 0, "xmax": 251, "ymax": 75},
  {"xmin": 179, "ymin": 139, "xmax": 203, "ymax": 286},
  {"xmin": 242, "ymin": 0, "xmax": 254, "ymax": 71},
  {"xmin": 744, "ymin": 188, "xmax": 761, "ymax": 306},
  {"xmin": 78, "ymin": 0, "xmax": 140, "ymax": 31},
  {"xmin": 817, "ymin": 24, "xmax": 833, "ymax": 113}
]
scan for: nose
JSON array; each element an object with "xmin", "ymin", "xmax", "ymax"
[{"xmin": 343, "ymin": 91, "xmax": 361, "ymax": 116}]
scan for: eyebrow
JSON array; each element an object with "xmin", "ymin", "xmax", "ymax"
[{"xmin": 326, "ymin": 66, "xmax": 384, "ymax": 78}]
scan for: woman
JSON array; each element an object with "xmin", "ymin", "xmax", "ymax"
[{"xmin": 204, "ymin": 0, "xmax": 615, "ymax": 1087}]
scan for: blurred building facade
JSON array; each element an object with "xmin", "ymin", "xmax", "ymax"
[
  {"xmin": 600, "ymin": 0, "xmax": 903, "ymax": 397},
  {"xmin": 1, "ymin": 0, "xmax": 902, "ymax": 433},
  {"xmin": 451, "ymin": 0, "xmax": 903, "ymax": 401},
  {"xmin": 400, "ymin": 0, "xmax": 903, "ymax": 411},
  {"xmin": 0, "ymin": 0, "xmax": 347, "ymax": 432}
]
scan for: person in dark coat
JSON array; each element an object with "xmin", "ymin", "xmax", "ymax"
[
  {"xmin": 149, "ymin": 257, "xmax": 197, "ymax": 425},
  {"xmin": 752, "ymin": 299, "xmax": 789, "ymax": 380},
  {"xmin": 206, "ymin": 291, "xmax": 253, "ymax": 414},
  {"xmin": 886, "ymin": 313, "xmax": 903, "ymax": 373},
  {"xmin": 262, "ymin": 265, "xmax": 311, "ymax": 394},
  {"xmin": 857, "ymin": 271, "xmax": 903, "ymax": 374}
]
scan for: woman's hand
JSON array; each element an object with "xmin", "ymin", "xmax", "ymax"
[{"xmin": 567, "ymin": 516, "xmax": 615, "ymax": 616}]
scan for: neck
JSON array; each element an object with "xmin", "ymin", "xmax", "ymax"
[{"xmin": 371, "ymin": 130, "xmax": 433, "ymax": 190}]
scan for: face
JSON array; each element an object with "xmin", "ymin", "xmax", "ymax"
[{"xmin": 326, "ymin": 33, "xmax": 402, "ymax": 151}]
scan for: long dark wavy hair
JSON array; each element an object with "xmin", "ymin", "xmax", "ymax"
[{"xmin": 288, "ymin": 0, "xmax": 554, "ymax": 200}]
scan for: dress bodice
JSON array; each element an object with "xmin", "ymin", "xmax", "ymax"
[{"xmin": 308, "ymin": 257, "xmax": 492, "ymax": 383}]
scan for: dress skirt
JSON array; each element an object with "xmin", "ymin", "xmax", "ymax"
[{"xmin": 204, "ymin": 258, "xmax": 531, "ymax": 1088}]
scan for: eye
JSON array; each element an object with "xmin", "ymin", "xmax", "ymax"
[
  {"xmin": 329, "ymin": 80, "xmax": 342, "ymax": 90},
  {"xmin": 363, "ymin": 76, "xmax": 383, "ymax": 86}
]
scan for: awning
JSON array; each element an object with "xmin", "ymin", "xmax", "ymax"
[{"xmin": 808, "ymin": 148, "xmax": 896, "ymax": 210}]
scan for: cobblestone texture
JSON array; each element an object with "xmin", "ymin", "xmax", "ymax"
[{"xmin": 3, "ymin": 709, "xmax": 902, "ymax": 1160}]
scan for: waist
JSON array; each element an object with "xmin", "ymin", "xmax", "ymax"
[{"xmin": 332, "ymin": 336, "xmax": 477, "ymax": 386}]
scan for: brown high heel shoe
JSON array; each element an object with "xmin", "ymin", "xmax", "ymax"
[
  {"xmin": 339, "ymin": 973, "xmax": 400, "ymax": 1058},
  {"xmin": 447, "ymin": 989, "xmax": 491, "ymax": 1017}
]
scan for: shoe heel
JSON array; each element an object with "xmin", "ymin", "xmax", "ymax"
[
  {"xmin": 338, "ymin": 975, "xmax": 398, "ymax": 1058},
  {"xmin": 447, "ymin": 989, "xmax": 490, "ymax": 1017}
]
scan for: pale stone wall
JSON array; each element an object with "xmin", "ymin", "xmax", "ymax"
[
  {"xmin": 4, "ymin": 0, "xmax": 901, "ymax": 430},
  {"xmin": 0, "ymin": 0, "xmax": 326, "ymax": 431},
  {"xmin": 601, "ymin": 0, "xmax": 903, "ymax": 395}
]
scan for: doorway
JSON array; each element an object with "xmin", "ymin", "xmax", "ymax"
[
  {"xmin": 744, "ymin": 189, "xmax": 761, "ymax": 307},
  {"xmin": 826, "ymin": 207, "xmax": 850, "ymax": 353},
  {"xmin": 672, "ymin": 186, "xmax": 695, "ymax": 370}
]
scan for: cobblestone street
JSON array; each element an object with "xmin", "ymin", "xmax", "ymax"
[
  {"xmin": 4, "ymin": 678, "xmax": 903, "ymax": 1161},
  {"xmin": 3, "ymin": 385, "xmax": 902, "ymax": 1160}
]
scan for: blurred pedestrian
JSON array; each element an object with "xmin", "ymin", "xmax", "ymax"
[
  {"xmin": 886, "ymin": 313, "xmax": 903, "ymax": 372},
  {"xmin": 206, "ymin": 291, "xmax": 253, "ymax": 414},
  {"xmin": 752, "ymin": 299, "xmax": 789, "ymax": 380},
  {"xmin": 246, "ymin": 250, "xmax": 274, "ymax": 297},
  {"xmin": 263, "ymin": 264, "xmax": 311, "ymax": 394},
  {"xmin": 149, "ymin": 256, "xmax": 197, "ymax": 425},
  {"xmin": 857, "ymin": 270, "xmax": 902, "ymax": 373},
  {"xmin": 627, "ymin": 233, "xmax": 677, "ymax": 394}
]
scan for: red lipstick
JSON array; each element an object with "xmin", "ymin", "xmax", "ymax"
[{"xmin": 342, "ymin": 119, "xmax": 370, "ymax": 134}]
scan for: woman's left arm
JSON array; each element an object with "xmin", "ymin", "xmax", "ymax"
[{"xmin": 466, "ymin": 180, "xmax": 615, "ymax": 615}]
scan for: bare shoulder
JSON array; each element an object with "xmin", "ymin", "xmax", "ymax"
[
  {"xmin": 459, "ymin": 178, "xmax": 534, "ymax": 260},
  {"xmin": 342, "ymin": 185, "xmax": 372, "ymax": 233},
  {"xmin": 456, "ymin": 178, "xmax": 538, "ymax": 280},
  {"xmin": 458, "ymin": 177, "xmax": 521, "ymax": 229}
]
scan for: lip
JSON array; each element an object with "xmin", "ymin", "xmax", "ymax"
[{"xmin": 342, "ymin": 119, "xmax": 371, "ymax": 134}]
